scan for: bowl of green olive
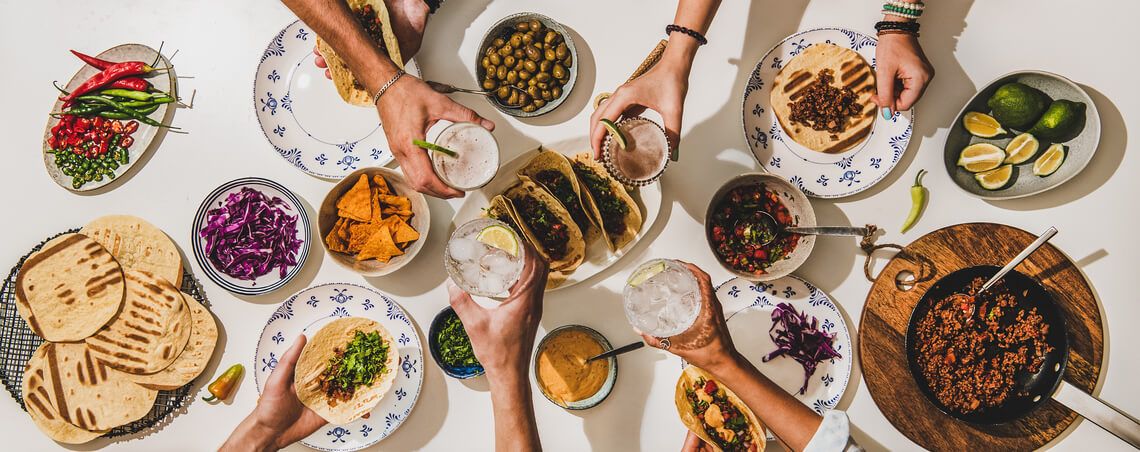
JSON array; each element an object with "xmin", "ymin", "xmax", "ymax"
[{"xmin": 477, "ymin": 13, "xmax": 577, "ymax": 117}]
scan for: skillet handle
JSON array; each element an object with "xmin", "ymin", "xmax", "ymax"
[{"xmin": 1054, "ymin": 381, "xmax": 1140, "ymax": 448}]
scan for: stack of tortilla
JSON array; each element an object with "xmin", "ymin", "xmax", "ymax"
[
  {"xmin": 15, "ymin": 216, "xmax": 217, "ymax": 444},
  {"xmin": 485, "ymin": 149, "xmax": 644, "ymax": 289}
]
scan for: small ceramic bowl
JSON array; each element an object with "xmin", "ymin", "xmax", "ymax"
[
  {"xmin": 532, "ymin": 325, "xmax": 618, "ymax": 410},
  {"xmin": 317, "ymin": 167, "xmax": 430, "ymax": 276},
  {"xmin": 427, "ymin": 306, "xmax": 485, "ymax": 379},
  {"xmin": 704, "ymin": 173, "xmax": 816, "ymax": 281},
  {"xmin": 476, "ymin": 12, "xmax": 578, "ymax": 118},
  {"xmin": 192, "ymin": 177, "xmax": 311, "ymax": 296}
]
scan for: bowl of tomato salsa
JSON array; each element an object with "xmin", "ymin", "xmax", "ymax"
[{"xmin": 705, "ymin": 173, "xmax": 815, "ymax": 280}]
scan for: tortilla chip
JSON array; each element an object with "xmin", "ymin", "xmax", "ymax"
[
  {"xmin": 391, "ymin": 218, "xmax": 419, "ymax": 244},
  {"xmin": 372, "ymin": 175, "xmax": 390, "ymax": 195},
  {"xmin": 325, "ymin": 218, "xmax": 352, "ymax": 253},
  {"xmin": 357, "ymin": 225, "xmax": 404, "ymax": 262},
  {"xmin": 377, "ymin": 194, "xmax": 412, "ymax": 211},
  {"xmin": 337, "ymin": 175, "xmax": 373, "ymax": 222},
  {"xmin": 347, "ymin": 222, "xmax": 381, "ymax": 254}
]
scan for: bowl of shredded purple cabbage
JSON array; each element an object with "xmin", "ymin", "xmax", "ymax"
[{"xmin": 192, "ymin": 177, "xmax": 310, "ymax": 295}]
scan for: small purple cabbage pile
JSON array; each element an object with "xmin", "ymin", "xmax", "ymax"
[
  {"xmin": 200, "ymin": 187, "xmax": 302, "ymax": 281},
  {"xmin": 762, "ymin": 302, "xmax": 842, "ymax": 395}
]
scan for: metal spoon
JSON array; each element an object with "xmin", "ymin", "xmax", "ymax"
[
  {"xmin": 424, "ymin": 80, "xmax": 526, "ymax": 109},
  {"xmin": 745, "ymin": 211, "xmax": 872, "ymax": 246},
  {"xmin": 976, "ymin": 226, "xmax": 1058, "ymax": 296},
  {"xmin": 586, "ymin": 341, "xmax": 644, "ymax": 363}
]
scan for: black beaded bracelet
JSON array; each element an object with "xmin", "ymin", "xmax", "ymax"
[
  {"xmin": 874, "ymin": 20, "xmax": 920, "ymax": 33},
  {"xmin": 666, "ymin": 24, "xmax": 708, "ymax": 45},
  {"xmin": 423, "ymin": 0, "xmax": 443, "ymax": 14}
]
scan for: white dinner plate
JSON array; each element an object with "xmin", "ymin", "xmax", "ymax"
[
  {"xmin": 683, "ymin": 275, "xmax": 853, "ymax": 415},
  {"xmin": 741, "ymin": 28, "xmax": 914, "ymax": 198},
  {"xmin": 254, "ymin": 283, "xmax": 423, "ymax": 451},
  {"xmin": 254, "ymin": 20, "xmax": 419, "ymax": 179},
  {"xmin": 450, "ymin": 137, "xmax": 662, "ymax": 290}
]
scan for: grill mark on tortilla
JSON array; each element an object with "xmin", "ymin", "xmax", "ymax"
[
  {"xmin": 54, "ymin": 283, "xmax": 65, "ymax": 290},
  {"xmin": 84, "ymin": 349, "xmax": 99, "ymax": 384},
  {"xmin": 85, "ymin": 342, "xmax": 148, "ymax": 365},
  {"xmin": 45, "ymin": 344, "xmax": 72, "ymax": 425},
  {"xmin": 76, "ymin": 359, "xmax": 86, "ymax": 385},
  {"xmin": 85, "ymin": 267, "xmax": 122, "ymax": 298},
  {"xmin": 783, "ymin": 70, "xmax": 813, "ymax": 93},
  {"xmin": 162, "ymin": 345, "xmax": 173, "ymax": 359},
  {"xmin": 844, "ymin": 71, "xmax": 870, "ymax": 90},
  {"xmin": 125, "ymin": 333, "xmax": 151, "ymax": 344},
  {"xmin": 59, "ymin": 289, "xmax": 73, "ymax": 297},
  {"xmin": 73, "ymin": 408, "xmax": 88, "ymax": 429},
  {"xmin": 130, "ymin": 299, "xmax": 160, "ymax": 315},
  {"xmin": 98, "ymin": 360, "xmax": 108, "ymax": 381},
  {"xmin": 28, "ymin": 392, "xmax": 55, "ymax": 421},
  {"xmin": 821, "ymin": 125, "xmax": 874, "ymax": 154},
  {"xmin": 127, "ymin": 315, "xmax": 163, "ymax": 333},
  {"xmin": 87, "ymin": 409, "xmax": 97, "ymax": 429},
  {"xmin": 14, "ymin": 235, "xmax": 88, "ymax": 336}
]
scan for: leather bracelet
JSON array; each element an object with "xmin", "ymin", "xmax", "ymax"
[
  {"xmin": 665, "ymin": 24, "xmax": 708, "ymax": 45},
  {"xmin": 874, "ymin": 20, "xmax": 920, "ymax": 32},
  {"xmin": 877, "ymin": 29, "xmax": 920, "ymax": 38},
  {"xmin": 372, "ymin": 69, "xmax": 406, "ymax": 107},
  {"xmin": 423, "ymin": 0, "xmax": 443, "ymax": 14}
]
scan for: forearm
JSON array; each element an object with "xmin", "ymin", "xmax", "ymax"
[
  {"xmin": 661, "ymin": 0, "xmax": 721, "ymax": 70},
  {"xmin": 487, "ymin": 368, "xmax": 541, "ymax": 452},
  {"xmin": 709, "ymin": 352, "xmax": 822, "ymax": 452},
  {"xmin": 219, "ymin": 415, "xmax": 278, "ymax": 452},
  {"xmin": 279, "ymin": 0, "xmax": 401, "ymax": 93}
]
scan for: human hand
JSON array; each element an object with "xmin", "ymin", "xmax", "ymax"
[
  {"xmin": 376, "ymin": 76, "xmax": 495, "ymax": 199},
  {"xmin": 872, "ymin": 32, "xmax": 935, "ymax": 116},
  {"xmin": 589, "ymin": 55, "xmax": 690, "ymax": 159},
  {"xmin": 446, "ymin": 240, "xmax": 549, "ymax": 378},
  {"xmin": 220, "ymin": 335, "xmax": 326, "ymax": 451},
  {"xmin": 638, "ymin": 262, "xmax": 740, "ymax": 373},
  {"xmin": 680, "ymin": 431, "xmax": 715, "ymax": 452},
  {"xmin": 313, "ymin": 0, "xmax": 429, "ymax": 78}
]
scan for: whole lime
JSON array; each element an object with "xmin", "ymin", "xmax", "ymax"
[
  {"xmin": 1027, "ymin": 99, "xmax": 1086, "ymax": 140},
  {"xmin": 987, "ymin": 82, "xmax": 1051, "ymax": 129}
]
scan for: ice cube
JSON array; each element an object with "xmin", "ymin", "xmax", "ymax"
[
  {"xmin": 482, "ymin": 273, "xmax": 510, "ymax": 295},
  {"xmin": 449, "ymin": 238, "xmax": 482, "ymax": 262},
  {"xmin": 480, "ymin": 250, "xmax": 512, "ymax": 271},
  {"xmin": 460, "ymin": 262, "xmax": 483, "ymax": 287}
]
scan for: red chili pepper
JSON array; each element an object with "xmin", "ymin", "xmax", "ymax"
[
  {"xmin": 108, "ymin": 77, "xmax": 151, "ymax": 92},
  {"xmin": 60, "ymin": 61, "xmax": 158, "ymax": 102},
  {"xmin": 70, "ymin": 49, "xmax": 115, "ymax": 70}
]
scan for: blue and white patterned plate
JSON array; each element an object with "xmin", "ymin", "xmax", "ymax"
[
  {"xmin": 191, "ymin": 177, "xmax": 311, "ymax": 296},
  {"xmin": 741, "ymin": 28, "xmax": 914, "ymax": 198},
  {"xmin": 697, "ymin": 276, "xmax": 853, "ymax": 415},
  {"xmin": 254, "ymin": 21, "xmax": 420, "ymax": 179},
  {"xmin": 255, "ymin": 283, "xmax": 423, "ymax": 452}
]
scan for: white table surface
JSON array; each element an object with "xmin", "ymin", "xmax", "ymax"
[{"xmin": 2, "ymin": 1, "xmax": 1137, "ymax": 451}]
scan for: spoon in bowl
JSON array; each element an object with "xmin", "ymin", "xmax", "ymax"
[
  {"xmin": 424, "ymin": 80, "xmax": 526, "ymax": 109},
  {"xmin": 744, "ymin": 211, "xmax": 872, "ymax": 246}
]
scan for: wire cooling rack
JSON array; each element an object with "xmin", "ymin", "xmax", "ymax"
[{"xmin": 0, "ymin": 229, "xmax": 210, "ymax": 438}]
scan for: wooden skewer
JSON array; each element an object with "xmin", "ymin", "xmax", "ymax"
[{"xmin": 594, "ymin": 39, "xmax": 669, "ymax": 108}]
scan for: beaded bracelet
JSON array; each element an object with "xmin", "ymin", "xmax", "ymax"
[
  {"xmin": 874, "ymin": 20, "xmax": 921, "ymax": 33},
  {"xmin": 665, "ymin": 24, "xmax": 708, "ymax": 45},
  {"xmin": 882, "ymin": 8, "xmax": 921, "ymax": 20},
  {"xmin": 885, "ymin": 0, "xmax": 925, "ymax": 11}
]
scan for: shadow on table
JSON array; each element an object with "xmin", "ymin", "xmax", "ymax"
[
  {"xmin": 794, "ymin": 200, "xmax": 857, "ymax": 294},
  {"xmin": 986, "ymin": 84, "xmax": 1127, "ymax": 211},
  {"xmin": 379, "ymin": 307, "xmax": 449, "ymax": 451},
  {"xmin": 364, "ymin": 195, "xmax": 454, "ymax": 298},
  {"xmin": 518, "ymin": 22, "xmax": 596, "ymax": 128}
]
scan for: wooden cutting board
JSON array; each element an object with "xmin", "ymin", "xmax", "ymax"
[{"xmin": 860, "ymin": 222, "xmax": 1104, "ymax": 451}]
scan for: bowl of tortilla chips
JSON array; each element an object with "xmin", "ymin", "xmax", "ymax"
[{"xmin": 319, "ymin": 167, "xmax": 428, "ymax": 276}]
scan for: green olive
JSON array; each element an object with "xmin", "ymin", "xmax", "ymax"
[
  {"xmin": 499, "ymin": 44, "xmax": 513, "ymax": 56},
  {"xmin": 503, "ymin": 55, "xmax": 516, "ymax": 68},
  {"xmin": 485, "ymin": 46, "xmax": 496, "ymax": 56},
  {"xmin": 533, "ymin": 99, "xmax": 546, "ymax": 108},
  {"xmin": 483, "ymin": 78, "xmax": 497, "ymax": 90},
  {"xmin": 524, "ymin": 60, "xmax": 538, "ymax": 73},
  {"xmin": 529, "ymin": 19, "xmax": 542, "ymax": 32},
  {"xmin": 497, "ymin": 86, "xmax": 511, "ymax": 99},
  {"xmin": 540, "ymin": 89, "xmax": 551, "ymax": 101},
  {"xmin": 513, "ymin": 48, "xmax": 525, "ymax": 59},
  {"xmin": 509, "ymin": 33, "xmax": 522, "ymax": 48},
  {"xmin": 562, "ymin": 55, "xmax": 573, "ymax": 68},
  {"xmin": 551, "ymin": 86, "xmax": 562, "ymax": 99},
  {"xmin": 513, "ymin": 60, "xmax": 525, "ymax": 71},
  {"xmin": 536, "ymin": 81, "xmax": 549, "ymax": 90},
  {"xmin": 515, "ymin": 81, "xmax": 527, "ymax": 89},
  {"xmin": 544, "ymin": 48, "xmax": 557, "ymax": 61},
  {"xmin": 555, "ymin": 43, "xmax": 568, "ymax": 59},
  {"xmin": 534, "ymin": 41, "xmax": 544, "ymax": 50},
  {"xmin": 527, "ymin": 85, "xmax": 540, "ymax": 98},
  {"xmin": 544, "ymin": 31, "xmax": 557, "ymax": 45},
  {"xmin": 525, "ymin": 45, "xmax": 541, "ymax": 62},
  {"xmin": 528, "ymin": 78, "xmax": 538, "ymax": 87},
  {"xmin": 522, "ymin": 32, "xmax": 534, "ymax": 45},
  {"xmin": 535, "ymin": 72, "xmax": 552, "ymax": 83},
  {"xmin": 523, "ymin": 104, "xmax": 537, "ymax": 113},
  {"xmin": 519, "ymin": 70, "xmax": 532, "ymax": 80},
  {"xmin": 519, "ymin": 93, "xmax": 531, "ymax": 105},
  {"xmin": 496, "ymin": 65, "xmax": 507, "ymax": 80},
  {"xmin": 481, "ymin": 56, "xmax": 491, "ymax": 68},
  {"xmin": 492, "ymin": 38, "xmax": 505, "ymax": 47},
  {"xmin": 515, "ymin": 22, "xmax": 529, "ymax": 32},
  {"xmin": 507, "ymin": 90, "xmax": 519, "ymax": 105},
  {"xmin": 506, "ymin": 70, "xmax": 518, "ymax": 84},
  {"xmin": 489, "ymin": 53, "xmax": 501, "ymax": 66},
  {"xmin": 540, "ymin": 60, "xmax": 552, "ymax": 73},
  {"xmin": 552, "ymin": 64, "xmax": 566, "ymax": 79}
]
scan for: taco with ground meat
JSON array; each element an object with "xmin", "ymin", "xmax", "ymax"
[
  {"xmin": 316, "ymin": 0, "xmax": 404, "ymax": 107},
  {"xmin": 502, "ymin": 179, "xmax": 585, "ymax": 273},
  {"xmin": 675, "ymin": 366, "xmax": 767, "ymax": 452},
  {"xmin": 517, "ymin": 148, "xmax": 602, "ymax": 246},
  {"xmin": 770, "ymin": 43, "xmax": 876, "ymax": 154},
  {"xmin": 295, "ymin": 317, "xmax": 399, "ymax": 425},
  {"xmin": 570, "ymin": 153, "xmax": 642, "ymax": 252}
]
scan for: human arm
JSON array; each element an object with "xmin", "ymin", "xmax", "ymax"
[
  {"xmin": 314, "ymin": 0, "xmax": 431, "ymax": 77},
  {"xmin": 589, "ymin": 0, "xmax": 722, "ymax": 158},
  {"xmin": 220, "ymin": 336, "xmax": 327, "ymax": 452},
  {"xmin": 446, "ymin": 241, "xmax": 549, "ymax": 451},
  {"xmin": 872, "ymin": 4, "xmax": 935, "ymax": 118},
  {"xmin": 280, "ymin": 0, "xmax": 492, "ymax": 199}
]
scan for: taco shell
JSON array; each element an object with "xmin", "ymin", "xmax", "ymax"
[
  {"xmin": 517, "ymin": 148, "xmax": 602, "ymax": 246},
  {"xmin": 675, "ymin": 366, "xmax": 767, "ymax": 452},
  {"xmin": 770, "ymin": 43, "xmax": 875, "ymax": 154},
  {"xmin": 317, "ymin": 0, "xmax": 404, "ymax": 107},
  {"xmin": 503, "ymin": 179, "xmax": 586, "ymax": 272},
  {"xmin": 295, "ymin": 317, "xmax": 399, "ymax": 425},
  {"xmin": 570, "ymin": 153, "xmax": 642, "ymax": 252}
]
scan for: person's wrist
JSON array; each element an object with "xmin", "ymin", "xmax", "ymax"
[
  {"xmin": 661, "ymin": 39, "xmax": 698, "ymax": 74},
  {"xmin": 881, "ymin": 14, "xmax": 918, "ymax": 23}
]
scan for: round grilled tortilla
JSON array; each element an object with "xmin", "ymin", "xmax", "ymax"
[
  {"xmin": 571, "ymin": 153, "xmax": 643, "ymax": 252},
  {"xmin": 675, "ymin": 366, "xmax": 767, "ymax": 452},
  {"xmin": 81, "ymin": 215, "xmax": 183, "ymax": 287},
  {"xmin": 130, "ymin": 292, "xmax": 217, "ymax": 390},
  {"xmin": 85, "ymin": 270, "xmax": 192, "ymax": 374},
  {"xmin": 503, "ymin": 178, "xmax": 586, "ymax": 272},
  {"xmin": 30, "ymin": 342, "xmax": 156, "ymax": 432},
  {"xmin": 518, "ymin": 148, "xmax": 602, "ymax": 246},
  {"xmin": 295, "ymin": 317, "xmax": 399, "ymax": 425},
  {"xmin": 23, "ymin": 343, "xmax": 108, "ymax": 444},
  {"xmin": 15, "ymin": 233, "xmax": 125, "ymax": 342},
  {"xmin": 317, "ymin": 0, "xmax": 404, "ymax": 107},
  {"xmin": 770, "ymin": 43, "xmax": 876, "ymax": 154}
]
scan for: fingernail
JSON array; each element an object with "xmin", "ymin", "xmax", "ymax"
[{"xmin": 881, "ymin": 107, "xmax": 892, "ymax": 120}]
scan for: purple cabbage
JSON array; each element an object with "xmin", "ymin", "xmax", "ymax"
[
  {"xmin": 200, "ymin": 187, "xmax": 303, "ymax": 281},
  {"xmin": 762, "ymin": 302, "xmax": 842, "ymax": 395}
]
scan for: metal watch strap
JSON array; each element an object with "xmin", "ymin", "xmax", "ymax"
[{"xmin": 372, "ymin": 69, "xmax": 406, "ymax": 107}]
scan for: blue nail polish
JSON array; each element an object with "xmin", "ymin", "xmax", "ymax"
[{"xmin": 881, "ymin": 107, "xmax": 892, "ymax": 120}]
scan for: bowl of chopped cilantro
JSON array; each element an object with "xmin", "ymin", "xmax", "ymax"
[{"xmin": 428, "ymin": 307, "xmax": 484, "ymax": 379}]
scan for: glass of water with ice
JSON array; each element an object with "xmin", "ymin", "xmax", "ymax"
[
  {"xmin": 622, "ymin": 259, "xmax": 702, "ymax": 338},
  {"xmin": 445, "ymin": 218, "xmax": 526, "ymax": 298}
]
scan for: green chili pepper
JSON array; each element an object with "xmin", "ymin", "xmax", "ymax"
[
  {"xmin": 202, "ymin": 364, "xmax": 244, "ymax": 402},
  {"xmin": 98, "ymin": 88, "xmax": 155, "ymax": 101},
  {"xmin": 901, "ymin": 169, "xmax": 928, "ymax": 233},
  {"xmin": 73, "ymin": 95, "xmax": 179, "ymax": 129}
]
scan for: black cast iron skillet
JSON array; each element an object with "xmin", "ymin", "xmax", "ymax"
[{"xmin": 905, "ymin": 266, "xmax": 1140, "ymax": 446}]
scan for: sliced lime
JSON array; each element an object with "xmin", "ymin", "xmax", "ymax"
[
  {"xmin": 1004, "ymin": 133, "xmax": 1039, "ymax": 164},
  {"xmin": 600, "ymin": 118, "xmax": 627, "ymax": 150},
  {"xmin": 413, "ymin": 139, "xmax": 457, "ymax": 158},
  {"xmin": 958, "ymin": 143, "xmax": 1005, "ymax": 173},
  {"xmin": 963, "ymin": 112, "xmax": 1007, "ymax": 138},
  {"xmin": 975, "ymin": 164, "xmax": 1013, "ymax": 190},
  {"xmin": 1033, "ymin": 143, "xmax": 1066, "ymax": 176},
  {"xmin": 629, "ymin": 262, "xmax": 666, "ymax": 287},
  {"xmin": 476, "ymin": 225, "xmax": 518, "ymax": 256}
]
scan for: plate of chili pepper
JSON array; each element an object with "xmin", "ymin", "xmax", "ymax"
[{"xmin": 42, "ymin": 44, "xmax": 178, "ymax": 191}]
